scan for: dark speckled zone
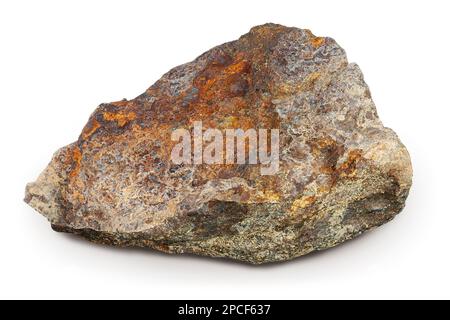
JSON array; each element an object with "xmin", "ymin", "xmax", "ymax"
[{"xmin": 25, "ymin": 24, "xmax": 412, "ymax": 264}]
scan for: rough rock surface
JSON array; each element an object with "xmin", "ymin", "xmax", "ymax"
[{"xmin": 25, "ymin": 24, "xmax": 412, "ymax": 264}]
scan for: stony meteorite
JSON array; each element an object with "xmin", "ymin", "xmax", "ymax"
[{"xmin": 25, "ymin": 24, "xmax": 413, "ymax": 264}]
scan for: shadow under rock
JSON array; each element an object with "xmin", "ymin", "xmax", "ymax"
[{"xmin": 55, "ymin": 224, "xmax": 388, "ymax": 270}]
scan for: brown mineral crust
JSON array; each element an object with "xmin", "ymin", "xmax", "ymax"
[{"xmin": 25, "ymin": 24, "xmax": 413, "ymax": 264}]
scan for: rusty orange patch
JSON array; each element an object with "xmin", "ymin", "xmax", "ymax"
[
  {"xmin": 69, "ymin": 146, "xmax": 82, "ymax": 179},
  {"xmin": 311, "ymin": 37, "xmax": 325, "ymax": 48},
  {"xmin": 110, "ymin": 100, "xmax": 129, "ymax": 107},
  {"xmin": 103, "ymin": 111, "xmax": 137, "ymax": 127},
  {"xmin": 339, "ymin": 149, "xmax": 363, "ymax": 177},
  {"xmin": 81, "ymin": 119, "xmax": 101, "ymax": 140}
]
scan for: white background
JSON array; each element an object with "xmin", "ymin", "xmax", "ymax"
[{"xmin": 0, "ymin": 0, "xmax": 448, "ymax": 300}]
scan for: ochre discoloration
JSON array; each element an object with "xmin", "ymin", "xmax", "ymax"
[
  {"xmin": 103, "ymin": 111, "xmax": 137, "ymax": 127},
  {"xmin": 310, "ymin": 36, "xmax": 325, "ymax": 48},
  {"xmin": 291, "ymin": 195, "xmax": 317, "ymax": 212},
  {"xmin": 69, "ymin": 146, "xmax": 82, "ymax": 179},
  {"xmin": 81, "ymin": 119, "xmax": 101, "ymax": 140},
  {"xmin": 339, "ymin": 150, "xmax": 363, "ymax": 177}
]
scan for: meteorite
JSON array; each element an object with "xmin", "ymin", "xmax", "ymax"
[{"xmin": 25, "ymin": 24, "xmax": 413, "ymax": 264}]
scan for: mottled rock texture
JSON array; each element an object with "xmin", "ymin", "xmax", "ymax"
[{"xmin": 25, "ymin": 24, "xmax": 412, "ymax": 264}]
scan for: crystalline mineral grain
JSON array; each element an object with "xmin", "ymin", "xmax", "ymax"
[{"xmin": 25, "ymin": 24, "xmax": 413, "ymax": 264}]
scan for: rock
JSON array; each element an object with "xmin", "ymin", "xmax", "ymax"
[{"xmin": 25, "ymin": 24, "xmax": 413, "ymax": 264}]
